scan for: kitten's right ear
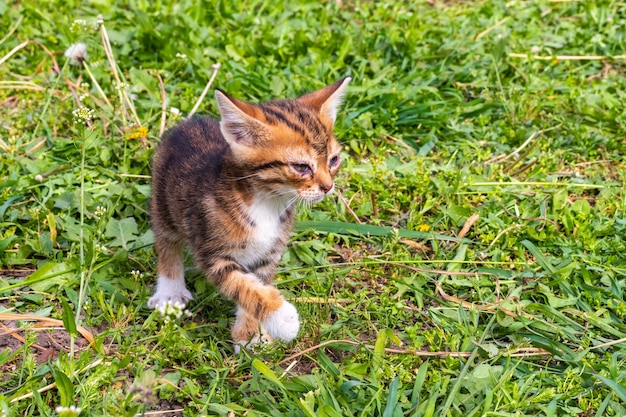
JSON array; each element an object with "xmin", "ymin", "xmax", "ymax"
[
  {"xmin": 297, "ymin": 76, "xmax": 351, "ymax": 125},
  {"xmin": 215, "ymin": 89, "xmax": 269, "ymax": 147}
]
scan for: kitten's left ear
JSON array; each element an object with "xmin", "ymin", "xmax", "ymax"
[{"xmin": 297, "ymin": 76, "xmax": 351, "ymax": 125}]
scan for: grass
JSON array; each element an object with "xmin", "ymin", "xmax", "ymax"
[{"xmin": 2, "ymin": 0, "xmax": 626, "ymax": 415}]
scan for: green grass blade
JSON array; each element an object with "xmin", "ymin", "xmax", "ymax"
[
  {"xmin": 382, "ymin": 376, "xmax": 401, "ymax": 417},
  {"xmin": 251, "ymin": 359, "xmax": 286, "ymax": 390},
  {"xmin": 594, "ymin": 374, "xmax": 626, "ymax": 403},
  {"xmin": 295, "ymin": 220, "xmax": 470, "ymax": 242},
  {"xmin": 521, "ymin": 240, "xmax": 556, "ymax": 274}
]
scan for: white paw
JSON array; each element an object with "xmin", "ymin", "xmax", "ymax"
[
  {"xmin": 147, "ymin": 276, "xmax": 193, "ymax": 309},
  {"xmin": 261, "ymin": 301, "xmax": 300, "ymax": 342}
]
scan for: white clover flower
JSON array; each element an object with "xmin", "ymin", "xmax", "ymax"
[
  {"xmin": 530, "ymin": 45, "xmax": 540, "ymax": 54},
  {"xmin": 55, "ymin": 405, "xmax": 82, "ymax": 416},
  {"xmin": 72, "ymin": 106, "xmax": 95, "ymax": 125},
  {"xmin": 95, "ymin": 244, "xmax": 107, "ymax": 252},
  {"xmin": 70, "ymin": 19, "xmax": 87, "ymax": 33},
  {"xmin": 156, "ymin": 300, "xmax": 190, "ymax": 320},
  {"xmin": 93, "ymin": 205, "xmax": 107, "ymax": 219},
  {"xmin": 170, "ymin": 107, "xmax": 181, "ymax": 117},
  {"xmin": 65, "ymin": 43, "xmax": 88, "ymax": 66}
]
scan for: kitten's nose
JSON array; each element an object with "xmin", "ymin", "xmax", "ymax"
[{"xmin": 320, "ymin": 182, "xmax": 333, "ymax": 193}]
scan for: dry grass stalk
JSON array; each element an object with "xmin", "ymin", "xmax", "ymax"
[
  {"xmin": 0, "ymin": 312, "xmax": 95, "ymax": 344},
  {"xmin": 458, "ymin": 213, "xmax": 480, "ymax": 239},
  {"xmin": 509, "ymin": 52, "xmax": 626, "ymax": 60},
  {"xmin": 156, "ymin": 71, "xmax": 167, "ymax": 137},
  {"xmin": 188, "ymin": 62, "xmax": 222, "ymax": 117},
  {"xmin": 278, "ymin": 339, "xmax": 551, "ymax": 367},
  {"xmin": 337, "ymin": 189, "xmax": 362, "ymax": 224},
  {"xmin": 485, "ymin": 130, "xmax": 539, "ymax": 165}
]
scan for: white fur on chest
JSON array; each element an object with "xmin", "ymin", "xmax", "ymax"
[{"xmin": 235, "ymin": 196, "xmax": 288, "ymax": 268}]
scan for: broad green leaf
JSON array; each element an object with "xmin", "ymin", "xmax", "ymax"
[
  {"xmin": 51, "ymin": 367, "xmax": 73, "ymax": 407},
  {"xmin": 372, "ymin": 329, "xmax": 388, "ymax": 377},
  {"xmin": 5, "ymin": 262, "xmax": 75, "ymax": 292},
  {"xmin": 60, "ymin": 298, "xmax": 78, "ymax": 338},
  {"xmin": 104, "ymin": 217, "xmax": 139, "ymax": 249}
]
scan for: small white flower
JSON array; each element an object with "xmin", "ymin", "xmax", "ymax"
[
  {"xmin": 34, "ymin": 174, "xmax": 44, "ymax": 182},
  {"xmin": 95, "ymin": 244, "xmax": 107, "ymax": 253},
  {"xmin": 72, "ymin": 106, "xmax": 95, "ymax": 125},
  {"xmin": 70, "ymin": 19, "xmax": 87, "ymax": 33},
  {"xmin": 531, "ymin": 45, "xmax": 540, "ymax": 54},
  {"xmin": 156, "ymin": 300, "xmax": 190, "ymax": 320},
  {"xmin": 94, "ymin": 206, "xmax": 107, "ymax": 217},
  {"xmin": 176, "ymin": 52, "xmax": 187, "ymax": 60},
  {"xmin": 170, "ymin": 107, "xmax": 181, "ymax": 117},
  {"xmin": 65, "ymin": 43, "xmax": 88, "ymax": 65},
  {"xmin": 55, "ymin": 405, "xmax": 82, "ymax": 416}
]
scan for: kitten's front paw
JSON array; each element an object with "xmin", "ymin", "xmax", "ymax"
[
  {"xmin": 261, "ymin": 301, "xmax": 300, "ymax": 342},
  {"xmin": 147, "ymin": 280, "xmax": 193, "ymax": 309}
]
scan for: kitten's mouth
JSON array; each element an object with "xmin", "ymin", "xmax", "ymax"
[{"xmin": 298, "ymin": 191, "xmax": 331, "ymax": 204}]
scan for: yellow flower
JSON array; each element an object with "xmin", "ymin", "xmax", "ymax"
[
  {"xmin": 125, "ymin": 126, "xmax": 148, "ymax": 141},
  {"xmin": 417, "ymin": 224, "xmax": 430, "ymax": 232}
]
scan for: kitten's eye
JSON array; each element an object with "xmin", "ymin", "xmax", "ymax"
[
  {"xmin": 329, "ymin": 155, "xmax": 340, "ymax": 168},
  {"xmin": 290, "ymin": 163, "xmax": 313, "ymax": 175}
]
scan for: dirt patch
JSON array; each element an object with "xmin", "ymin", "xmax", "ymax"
[
  {"xmin": 0, "ymin": 265, "xmax": 36, "ymax": 279},
  {"xmin": 0, "ymin": 317, "xmax": 93, "ymax": 373}
]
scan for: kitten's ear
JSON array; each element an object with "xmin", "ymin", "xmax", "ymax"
[
  {"xmin": 297, "ymin": 76, "xmax": 351, "ymax": 125},
  {"xmin": 215, "ymin": 89, "xmax": 269, "ymax": 146}
]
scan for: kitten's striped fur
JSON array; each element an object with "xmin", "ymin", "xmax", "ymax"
[{"xmin": 148, "ymin": 77, "xmax": 351, "ymax": 350}]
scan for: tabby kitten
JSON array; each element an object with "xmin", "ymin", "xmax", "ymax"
[{"xmin": 148, "ymin": 77, "xmax": 351, "ymax": 350}]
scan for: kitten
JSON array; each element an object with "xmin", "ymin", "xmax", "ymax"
[{"xmin": 148, "ymin": 77, "xmax": 351, "ymax": 350}]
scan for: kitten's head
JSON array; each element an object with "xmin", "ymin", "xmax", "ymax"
[{"xmin": 215, "ymin": 77, "xmax": 351, "ymax": 204}]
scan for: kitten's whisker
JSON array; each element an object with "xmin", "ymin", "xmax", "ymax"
[
  {"xmin": 225, "ymin": 172, "xmax": 263, "ymax": 182},
  {"xmin": 279, "ymin": 196, "xmax": 299, "ymax": 217},
  {"xmin": 258, "ymin": 189, "xmax": 296, "ymax": 203}
]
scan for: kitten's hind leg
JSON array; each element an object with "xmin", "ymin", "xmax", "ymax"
[
  {"xmin": 232, "ymin": 306, "xmax": 273, "ymax": 353},
  {"xmin": 148, "ymin": 238, "xmax": 193, "ymax": 309}
]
